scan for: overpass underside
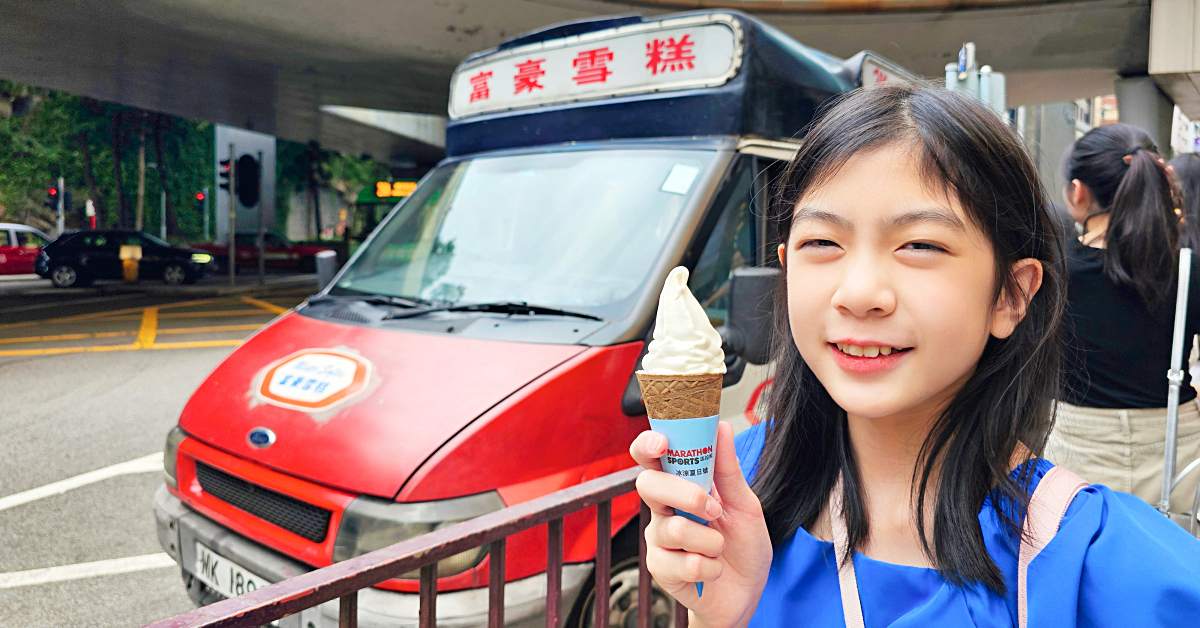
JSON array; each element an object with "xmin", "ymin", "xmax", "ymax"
[{"xmin": 0, "ymin": 0, "xmax": 1151, "ymax": 165}]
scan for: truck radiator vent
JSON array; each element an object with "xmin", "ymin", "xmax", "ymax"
[{"xmin": 195, "ymin": 462, "xmax": 331, "ymax": 543}]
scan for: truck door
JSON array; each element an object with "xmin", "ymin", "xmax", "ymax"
[
  {"xmin": 686, "ymin": 155, "xmax": 762, "ymax": 432},
  {"xmin": 688, "ymin": 148, "xmax": 794, "ymax": 431}
]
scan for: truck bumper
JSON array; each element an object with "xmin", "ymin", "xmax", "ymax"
[{"xmin": 154, "ymin": 485, "xmax": 590, "ymax": 628}]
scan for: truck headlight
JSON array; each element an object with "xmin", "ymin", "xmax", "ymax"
[
  {"xmin": 333, "ymin": 491, "xmax": 505, "ymax": 577},
  {"xmin": 163, "ymin": 426, "xmax": 187, "ymax": 488}
]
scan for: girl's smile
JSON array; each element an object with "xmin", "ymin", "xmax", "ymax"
[{"xmin": 828, "ymin": 340, "xmax": 913, "ymax": 374}]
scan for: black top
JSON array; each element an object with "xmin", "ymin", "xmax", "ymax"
[{"xmin": 1062, "ymin": 238, "xmax": 1200, "ymax": 408}]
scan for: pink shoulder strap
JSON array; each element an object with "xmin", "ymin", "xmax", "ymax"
[
  {"xmin": 1017, "ymin": 465, "xmax": 1088, "ymax": 628},
  {"xmin": 831, "ymin": 466, "xmax": 1087, "ymax": 628}
]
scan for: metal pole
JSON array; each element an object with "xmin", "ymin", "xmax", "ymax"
[
  {"xmin": 1161, "ymin": 248, "xmax": 1192, "ymax": 514},
  {"xmin": 56, "ymin": 176, "xmax": 65, "ymax": 235},
  {"xmin": 228, "ymin": 142, "xmax": 237, "ymax": 288},
  {"xmin": 257, "ymin": 150, "xmax": 266, "ymax": 286},
  {"xmin": 160, "ymin": 189, "xmax": 167, "ymax": 239},
  {"xmin": 203, "ymin": 186, "xmax": 210, "ymax": 241}
]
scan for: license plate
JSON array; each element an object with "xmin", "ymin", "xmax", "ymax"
[{"xmin": 193, "ymin": 542, "xmax": 269, "ymax": 599}]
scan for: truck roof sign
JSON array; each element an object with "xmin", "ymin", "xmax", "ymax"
[{"xmin": 448, "ymin": 14, "xmax": 742, "ymax": 120}]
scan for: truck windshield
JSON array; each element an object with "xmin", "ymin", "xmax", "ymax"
[{"xmin": 331, "ymin": 148, "xmax": 717, "ymax": 314}]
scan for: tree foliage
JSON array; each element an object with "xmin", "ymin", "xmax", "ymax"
[{"xmin": 0, "ymin": 79, "xmax": 215, "ymax": 238}]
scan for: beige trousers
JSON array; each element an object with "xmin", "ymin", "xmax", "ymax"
[{"xmin": 1045, "ymin": 400, "xmax": 1200, "ymax": 510}]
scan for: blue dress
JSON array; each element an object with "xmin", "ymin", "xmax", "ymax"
[{"xmin": 734, "ymin": 422, "xmax": 1200, "ymax": 627}]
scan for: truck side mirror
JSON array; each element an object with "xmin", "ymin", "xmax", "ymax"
[{"xmin": 718, "ymin": 266, "xmax": 779, "ymax": 367}]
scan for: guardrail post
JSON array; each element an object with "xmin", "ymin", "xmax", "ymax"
[
  {"xmin": 338, "ymin": 592, "xmax": 357, "ymax": 628},
  {"xmin": 675, "ymin": 601, "xmax": 689, "ymax": 628},
  {"xmin": 420, "ymin": 563, "xmax": 438, "ymax": 628},
  {"xmin": 638, "ymin": 500, "xmax": 651, "ymax": 628},
  {"xmin": 547, "ymin": 517, "xmax": 564, "ymax": 628},
  {"xmin": 489, "ymin": 538, "xmax": 506, "ymax": 628},
  {"xmin": 595, "ymin": 500, "xmax": 612, "ymax": 628}
]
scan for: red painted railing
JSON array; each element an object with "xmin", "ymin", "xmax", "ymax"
[{"xmin": 144, "ymin": 466, "xmax": 689, "ymax": 628}]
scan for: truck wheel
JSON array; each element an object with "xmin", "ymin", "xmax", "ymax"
[
  {"xmin": 181, "ymin": 569, "xmax": 224, "ymax": 607},
  {"xmin": 566, "ymin": 524, "xmax": 677, "ymax": 628}
]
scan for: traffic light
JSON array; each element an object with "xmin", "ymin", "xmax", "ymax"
[
  {"xmin": 44, "ymin": 185, "xmax": 58, "ymax": 210},
  {"xmin": 218, "ymin": 158, "xmax": 232, "ymax": 191},
  {"xmin": 194, "ymin": 191, "xmax": 206, "ymax": 212},
  {"xmin": 235, "ymin": 155, "xmax": 261, "ymax": 207}
]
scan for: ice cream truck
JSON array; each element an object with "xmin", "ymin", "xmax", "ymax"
[{"xmin": 153, "ymin": 10, "xmax": 916, "ymax": 628}]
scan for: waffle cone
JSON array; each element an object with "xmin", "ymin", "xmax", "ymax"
[{"xmin": 636, "ymin": 372, "xmax": 723, "ymax": 420}]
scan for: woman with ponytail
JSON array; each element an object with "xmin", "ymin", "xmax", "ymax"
[{"xmin": 1049, "ymin": 123, "xmax": 1200, "ymax": 508}]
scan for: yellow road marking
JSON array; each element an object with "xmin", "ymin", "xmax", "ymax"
[
  {"xmin": 239, "ymin": 296, "xmax": 289, "ymax": 315},
  {"xmin": 159, "ymin": 309, "xmax": 271, "ymax": 319},
  {"xmin": 90, "ymin": 309, "xmax": 270, "ymax": 322},
  {"xmin": 0, "ymin": 340, "xmax": 242, "ymax": 357},
  {"xmin": 0, "ymin": 331, "xmax": 134, "ymax": 345},
  {"xmin": 0, "ymin": 344, "xmax": 144, "ymax": 357},
  {"xmin": 0, "ymin": 324, "xmax": 264, "ymax": 346},
  {"xmin": 148, "ymin": 340, "xmax": 243, "ymax": 350},
  {"xmin": 134, "ymin": 308, "xmax": 158, "ymax": 348},
  {"xmin": 0, "ymin": 296, "xmax": 234, "ymax": 330},
  {"xmin": 157, "ymin": 324, "xmax": 263, "ymax": 335}
]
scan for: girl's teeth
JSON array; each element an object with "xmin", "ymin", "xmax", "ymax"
[{"xmin": 835, "ymin": 343, "xmax": 898, "ymax": 357}]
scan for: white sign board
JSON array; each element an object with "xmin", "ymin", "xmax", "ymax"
[
  {"xmin": 860, "ymin": 54, "xmax": 919, "ymax": 88},
  {"xmin": 449, "ymin": 15, "xmax": 742, "ymax": 119}
]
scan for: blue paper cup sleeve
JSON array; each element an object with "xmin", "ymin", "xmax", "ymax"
[
  {"xmin": 648, "ymin": 415, "xmax": 719, "ymax": 518},
  {"xmin": 648, "ymin": 414, "xmax": 719, "ymax": 597}
]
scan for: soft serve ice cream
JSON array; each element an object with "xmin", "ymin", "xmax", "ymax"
[{"xmin": 640, "ymin": 267, "xmax": 726, "ymax": 375}]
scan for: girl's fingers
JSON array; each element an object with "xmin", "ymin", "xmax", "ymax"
[
  {"xmin": 646, "ymin": 545, "xmax": 724, "ymax": 586},
  {"xmin": 646, "ymin": 512, "xmax": 726, "ymax": 557},
  {"xmin": 636, "ymin": 469, "xmax": 722, "ymax": 519},
  {"xmin": 629, "ymin": 430, "xmax": 667, "ymax": 471}
]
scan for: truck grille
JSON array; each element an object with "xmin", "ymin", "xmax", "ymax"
[{"xmin": 195, "ymin": 462, "xmax": 332, "ymax": 543}]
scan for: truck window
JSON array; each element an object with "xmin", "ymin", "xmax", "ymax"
[
  {"xmin": 690, "ymin": 158, "xmax": 756, "ymax": 327},
  {"xmin": 334, "ymin": 148, "xmax": 719, "ymax": 314}
]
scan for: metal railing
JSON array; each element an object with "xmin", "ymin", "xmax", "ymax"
[{"xmin": 145, "ymin": 466, "xmax": 689, "ymax": 628}]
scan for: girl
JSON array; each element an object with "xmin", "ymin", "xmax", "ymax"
[
  {"xmin": 1048, "ymin": 124, "xmax": 1200, "ymax": 510},
  {"xmin": 630, "ymin": 85, "xmax": 1200, "ymax": 627}
]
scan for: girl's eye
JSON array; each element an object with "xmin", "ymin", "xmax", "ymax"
[
  {"xmin": 902, "ymin": 241, "xmax": 947, "ymax": 253},
  {"xmin": 800, "ymin": 239, "xmax": 840, "ymax": 249}
]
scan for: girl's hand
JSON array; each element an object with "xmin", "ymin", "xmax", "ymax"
[{"xmin": 630, "ymin": 421, "xmax": 772, "ymax": 628}]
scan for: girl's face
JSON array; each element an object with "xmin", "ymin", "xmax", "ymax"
[{"xmin": 779, "ymin": 144, "xmax": 1038, "ymax": 422}]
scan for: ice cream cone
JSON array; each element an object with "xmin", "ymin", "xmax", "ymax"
[{"xmin": 636, "ymin": 372, "xmax": 722, "ymax": 420}]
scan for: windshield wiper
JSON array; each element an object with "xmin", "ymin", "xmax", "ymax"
[
  {"xmin": 384, "ymin": 301, "xmax": 602, "ymax": 321},
  {"xmin": 308, "ymin": 293, "xmax": 433, "ymax": 309}
]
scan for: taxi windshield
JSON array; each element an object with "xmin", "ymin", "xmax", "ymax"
[{"xmin": 331, "ymin": 148, "xmax": 717, "ymax": 315}]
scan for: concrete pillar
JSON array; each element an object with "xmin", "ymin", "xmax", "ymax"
[{"xmin": 1116, "ymin": 75, "xmax": 1176, "ymax": 152}]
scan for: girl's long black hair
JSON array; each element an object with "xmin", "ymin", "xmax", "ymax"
[
  {"xmin": 1168, "ymin": 152, "xmax": 1200, "ymax": 250},
  {"xmin": 752, "ymin": 84, "xmax": 1065, "ymax": 593},
  {"xmin": 1064, "ymin": 123, "xmax": 1177, "ymax": 310}
]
